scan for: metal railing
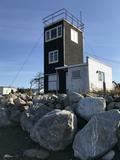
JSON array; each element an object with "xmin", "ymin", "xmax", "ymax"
[{"xmin": 43, "ymin": 8, "xmax": 84, "ymax": 31}]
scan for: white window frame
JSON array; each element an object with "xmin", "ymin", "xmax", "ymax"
[
  {"xmin": 48, "ymin": 74, "xmax": 57, "ymax": 91},
  {"xmin": 48, "ymin": 50, "xmax": 59, "ymax": 64},
  {"xmin": 71, "ymin": 28, "xmax": 78, "ymax": 44},
  {"xmin": 45, "ymin": 25, "xmax": 62, "ymax": 42}
]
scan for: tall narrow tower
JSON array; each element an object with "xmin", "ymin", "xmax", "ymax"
[{"xmin": 43, "ymin": 9, "xmax": 84, "ymax": 93}]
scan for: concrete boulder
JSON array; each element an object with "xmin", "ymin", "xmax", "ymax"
[
  {"xmin": 101, "ymin": 150, "xmax": 115, "ymax": 160},
  {"xmin": 14, "ymin": 97, "xmax": 26, "ymax": 107},
  {"xmin": 67, "ymin": 91, "xmax": 83, "ymax": 105},
  {"xmin": 107, "ymin": 102, "xmax": 120, "ymax": 111},
  {"xmin": 20, "ymin": 103, "xmax": 53, "ymax": 133},
  {"xmin": 30, "ymin": 109, "xmax": 77, "ymax": 151},
  {"xmin": 32, "ymin": 95, "xmax": 49, "ymax": 104},
  {"xmin": 76, "ymin": 97, "xmax": 106, "ymax": 120},
  {"xmin": 8, "ymin": 107, "xmax": 23, "ymax": 123},
  {"xmin": 6, "ymin": 98, "xmax": 15, "ymax": 107},
  {"xmin": 73, "ymin": 110, "xmax": 120, "ymax": 160}
]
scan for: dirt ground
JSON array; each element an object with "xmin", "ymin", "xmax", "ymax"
[{"xmin": 0, "ymin": 126, "xmax": 119, "ymax": 160}]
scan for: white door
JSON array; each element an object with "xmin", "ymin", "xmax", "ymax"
[{"xmin": 71, "ymin": 70, "xmax": 81, "ymax": 93}]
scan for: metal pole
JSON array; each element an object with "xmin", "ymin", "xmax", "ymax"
[{"xmin": 103, "ymin": 72, "xmax": 106, "ymax": 96}]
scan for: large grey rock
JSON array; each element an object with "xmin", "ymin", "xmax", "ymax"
[
  {"xmin": 19, "ymin": 93, "xmax": 27, "ymax": 101},
  {"xmin": 14, "ymin": 97, "xmax": 26, "ymax": 107},
  {"xmin": 0, "ymin": 108, "xmax": 13, "ymax": 127},
  {"xmin": 23, "ymin": 148, "xmax": 50, "ymax": 160},
  {"xmin": 73, "ymin": 110, "xmax": 120, "ymax": 160},
  {"xmin": 26, "ymin": 101, "xmax": 33, "ymax": 107},
  {"xmin": 116, "ymin": 122, "xmax": 120, "ymax": 150},
  {"xmin": 68, "ymin": 91, "xmax": 83, "ymax": 105},
  {"xmin": 107, "ymin": 102, "xmax": 120, "ymax": 110},
  {"xmin": 101, "ymin": 150, "xmax": 115, "ymax": 160},
  {"xmin": 8, "ymin": 107, "xmax": 22, "ymax": 123},
  {"xmin": 30, "ymin": 109, "xmax": 77, "ymax": 151},
  {"xmin": 20, "ymin": 103, "xmax": 53, "ymax": 132},
  {"xmin": 6, "ymin": 98, "xmax": 15, "ymax": 107},
  {"xmin": 76, "ymin": 97, "xmax": 106, "ymax": 120},
  {"xmin": 32, "ymin": 95, "xmax": 49, "ymax": 104},
  {"xmin": 105, "ymin": 95, "xmax": 114, "ymax": 104},
  {"xmin": 0, "ymin": 96, "xmax": 7, "ymax": 107}
]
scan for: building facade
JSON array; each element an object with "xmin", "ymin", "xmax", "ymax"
[
  {"xmin": 0, "ymin": 86, "xmax": 17, "ymax": 95},
  {"xmin": 43, "ymin": 9, "xmax": 113, "ymax": 94},
  {"xmin": 63, "ymin": 57, "xmax": 113, "ymax": 93},
  {"xmin": 44, "ymin": 9, "xmax": 84, "ymax": 93}
]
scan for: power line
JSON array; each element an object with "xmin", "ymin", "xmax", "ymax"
[
  {"xmin": 83, "ymin": 36, "xmax": 120, "ymax": 65},
  {"xmin": 9, "ymin": 32, "xmax": 43, "ymax": 87}
]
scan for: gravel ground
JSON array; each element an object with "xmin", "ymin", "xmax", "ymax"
[{"xmin": 0, "ymin": 126, "xmax": 119, "ymax": 160}]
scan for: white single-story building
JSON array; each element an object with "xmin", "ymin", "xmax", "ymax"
[
  {"xmin": 56, "ymin": 56, "xmax": 113, "ymax": 93},
  {"xmin": 0, "ymin": 86, "xmax": 17, "ymax": 95}
]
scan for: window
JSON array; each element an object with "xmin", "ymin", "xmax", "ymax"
[
  {"xmin": 45, "ymin": 25, "xmax": 62, "ymax": 42},
  {"xmin": 48, "ymin": 74, "xmax": 57, "ymax": 90},
  {"xmin": 45, "ymin": 31, "xmax": 50, "ymax": 41},
  {"xmin": 51, "ymin": 28, "xmax": 57, "ymax": 39},
  {"xmin": 58, "ymin": 26, "xmax": 62, "ymax": 36},
  {"xmin": 98, "ymin": 72, "xmax": 103, "ymax": 81},
  {"xmin": 72, "ymin": 70, "xmax": 80, "ymax": 79},
  {"xmin": 49, "ymin": 50, "xmax": 59, "ymax": 64},
  {"xmin": 71, "ymin": 28, "xmax": 78, "ymax": 44}
]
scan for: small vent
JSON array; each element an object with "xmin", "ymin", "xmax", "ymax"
[{"xmin": 72, "ymin": 70, "xmax": 80, "ymax": 79}]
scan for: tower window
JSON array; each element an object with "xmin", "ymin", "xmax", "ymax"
[
  {"xmin": 71, "ymin": 28, "xmax": 78, "ymax": 44},
  {"xmin": 49, "ymin": 50, "xmax": 59, "ymax": 64},
  {"xmin": 45, "ymin": 25, "xmax": 62, "ymax": 42},
  {"xmin": 51, "ymin": 28, "xmax": 57, "ymax": 39},
  {"xmin": 48, "ymin": 74, "xmax": 57, "ymax": 90},
  {"xmin": 98, "ymin": 72, "xmax": 103, "ymax": 81},
  {"xmin": 58, "ymin": 26, "xmax": 62, "ymax": 36},
  {"xmin": 45, "ymin": 31, "xmax": 50, "ymax": 41}
]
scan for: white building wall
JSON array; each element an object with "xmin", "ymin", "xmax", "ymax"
[
  {"xmin": 88, "ymin": 57, "xmax": 113, "ymax": 92},
  {"xmin": 68, "ymin": 65, "xmax": 89, "ymax": 93},
  {"xmin": 0, "ymin": 87, "xmax": 17, "ymax": 95}
]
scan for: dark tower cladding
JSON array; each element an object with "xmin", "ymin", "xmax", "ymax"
[{"xmin": 43, "ymin": 9, "xmax": 84, "ymax": 93}]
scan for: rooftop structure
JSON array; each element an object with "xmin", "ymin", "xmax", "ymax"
[{"xmin": 43, "ymin": 8, "xmax": 84, "ymax": 31}]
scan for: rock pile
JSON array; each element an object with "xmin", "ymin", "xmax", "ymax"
[{"xmin": 0, "ymin": 91, "xmax": 120, "ymax": 159}]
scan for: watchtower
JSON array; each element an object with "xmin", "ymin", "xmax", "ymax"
[{"xmin": 43, "ymin": 9, "xmax": 84, "ymax": 93}]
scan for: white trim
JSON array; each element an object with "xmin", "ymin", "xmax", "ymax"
[
  {"xmin": 48, "ymin": 50, "xmax": 59, "ymax": 64},
  {"xmin": 45, "ymin": 25, "xmax": 62, "ymax": 42},
  {"xmin": 86, "ymin": 56, "xmax": 112, "ymax": 68},
  {"xmin": 44, "ymin": 19, "xmax": 83, "ymax": 32}
]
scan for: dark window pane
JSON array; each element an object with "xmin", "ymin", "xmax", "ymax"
[
  {"xmin": 54, "ymin": 51, "xmax": 58, "ymax": 61},
  {"xmin": 51, "ymin": 28, "xmax": 57, "ymax": 39},
  {"xmin": 49, "ymin": 52, "xmax": 53, "ymax": 62},
  {"xmin": 46, "ymin": 31, "xmax": 50, "ymax": 41},
  {"xmin": 98, "ymin": 72, "xmax": 103, "ymax": 81},
  {"xmin": 58, "ymin": 26, "xmax": 62, "ymax": 36}
]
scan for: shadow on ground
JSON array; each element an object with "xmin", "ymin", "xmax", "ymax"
[{"xmin": 0, "ymin": 126, "xmax": 119, "ymax": 160}]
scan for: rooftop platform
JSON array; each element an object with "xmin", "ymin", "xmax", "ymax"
[{"xmin": 43, "ymin": 8, "xmax": 84, "ymax": 31}]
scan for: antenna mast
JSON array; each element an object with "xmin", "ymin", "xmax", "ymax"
[{"xmin": 80, "ymin": 11, "xmax": 84, "ymax": 32}]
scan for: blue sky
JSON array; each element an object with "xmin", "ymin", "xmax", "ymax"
[{"xmin": 1, "ymin": 0, "xmax": 120, "ymax": 88}]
